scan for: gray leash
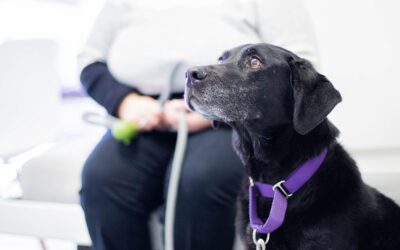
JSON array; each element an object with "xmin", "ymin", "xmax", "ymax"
[{"xmin": 164, "ymin": 63, "xmax": 188, "ymax": 250}]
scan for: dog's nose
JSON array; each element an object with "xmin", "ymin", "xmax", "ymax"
[{"xmin": 187, "ymin": 68, "xmax": 207, "ymax": 81}]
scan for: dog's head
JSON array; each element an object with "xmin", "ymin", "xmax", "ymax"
[{"xmin": 185, "ymin": 43, "xmax": 341, "ymax": 135}]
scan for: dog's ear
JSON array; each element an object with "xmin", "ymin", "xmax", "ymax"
[{"xmin": 289, "ymin": 58, "xmax": 342, "ymax": 135}]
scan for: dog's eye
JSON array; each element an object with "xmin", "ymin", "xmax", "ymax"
[{"xmin": 249, "ymin": 57, "xmax": 262, "ymax": 69}]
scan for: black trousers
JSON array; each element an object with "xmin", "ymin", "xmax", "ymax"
[{"xmin": 80, "ymin": 128, "xmax": 244, "ymax": 250}]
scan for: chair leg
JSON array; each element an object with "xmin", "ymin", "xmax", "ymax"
[
  {"xmin": 39, "ymin": 239, "xmax": 47, "ymax": 250},
  {"xmin": 77, "ymin": 245, "xmax": 92, "ymax": 250}
]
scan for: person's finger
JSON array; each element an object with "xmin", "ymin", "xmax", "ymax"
[
  {"xmin": 135, "ymin": 116, "xmax": 146, "ymax": 129},
  {"xmin": 147, "ymin": 113, "xmax": 165, "ymax": 131},
  {"xmin": 185, "ymin": 112, "xmax": 212, "ymax": 132},
  {"xmin": 164, "ymin": 108, "xmax": 180, "ymax": 126},
  {"xmin": 133, "ymin": 112, "xmax": 152, "ymax": 131},
  {"xmin": 141, "ymin": 118, "xmax": 156, "ymax": 131},
  {"xmin": 168, "ymin": 99, "xmax": 186, "ymax": 110},
  {"xmin": 125, "ymin": 113, "xmax": 142, "ymax": 127},
  {"xmin": 163, "ymin": 101, "xmax": 173, "ymax": 112},
  {"xmin": 140, "ymin": 104, "xmax": 163, "ymax": 120},
  {"xmin": 168, "ymin": 100, "xmax": 185, "ymax": 112},
  {"xmin": 150, "ymin": 101, "xmax": 163, "ymax": 112}
]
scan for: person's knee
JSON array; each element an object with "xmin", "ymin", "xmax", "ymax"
[
  {"xmin": 80, "ymin": 154, "xmax": 111, "ymax": 207},
  {"xmin": 179, "ymin": 158, "xmax": 243, "ymax": 207},
  {"xmin": 80, "ymin": 133, "xmax": 118, "ymax": 195},
  {"xmin": 80, "ymin": 145, "xmax": 165, "ymax": 216}
]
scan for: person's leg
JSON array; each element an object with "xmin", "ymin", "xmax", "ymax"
[
  {"xmin": 80, "ymin": 130, "xmax": 176, "ymax": 250},
  {"xmin": 168, "ymin": 128, "xmax": 245, "ymax": 250}
]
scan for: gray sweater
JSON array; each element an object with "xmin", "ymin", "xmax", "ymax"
[{"xmin": 79, "ymin": 0, "xmax": 318, "ymax": 96}]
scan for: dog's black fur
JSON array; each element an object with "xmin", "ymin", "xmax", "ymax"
[{"xmin": 184, "ymin": 43, "xmax": 400, "ymax": 249}]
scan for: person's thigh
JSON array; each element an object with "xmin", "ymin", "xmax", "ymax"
[
  {"xmin": 170, "ymin": 128, "xmax": 245, "ymax": 250},
  {"xmin": 80, "ymin": 130, "xmax": 176, "ymax": 250}
]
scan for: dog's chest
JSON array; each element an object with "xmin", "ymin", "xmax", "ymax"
[
  {"xmin": 247, "ymin": 228, "xmax": 354, "ymax": 250},
  {"xmin": 239, "ymin": 194, "xmax": 356, "ymax": 250}
]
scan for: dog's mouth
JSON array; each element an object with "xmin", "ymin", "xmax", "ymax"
[
  {"xmin": 185, "ymin": 93, "xmax": 209, "ymax": 118},
  {"xmin": 184, "ymin": 79, "xmax": 195, "ymax": 111},
  {"xmin": 184, "ymin": 77, "xmax": 206, "ymax": 113},
  {"xmin": 184, "ymin": 81, "xmax": 217, "ymax": 120},
  {"xmin": 185, "ymin": 96, "xmax": 196, "ymax": 112}
]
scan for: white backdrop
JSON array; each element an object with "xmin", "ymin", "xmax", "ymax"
[{"xmin": 303, "ymin": 0, "xmax": 400, "ymax": 150}]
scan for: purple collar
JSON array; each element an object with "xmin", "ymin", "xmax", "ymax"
[{"xmin": 249, "ymin": 148, "xmax": 328, "ymax": 239}]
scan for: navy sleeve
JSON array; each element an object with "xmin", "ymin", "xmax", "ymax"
[{"xmin": 80, "ymin": 62, "xmax": 139, "ymax": 117}]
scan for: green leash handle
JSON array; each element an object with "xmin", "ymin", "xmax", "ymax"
[
  {"xmin": 82, "ymin": 112, "xmax": 139, "ymax": 145},
  {"xmin": 111, "ymin": 119, "xmax": 140, "ymax": 145}
]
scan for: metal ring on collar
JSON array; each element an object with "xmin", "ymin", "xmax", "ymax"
[
  {"xmin": 249, "ymin": 177, "xmax": 255, "ymax": 187},
  {"xmin": 252, "ymin": 229, "xmax": 270, "ymax": 248},
  {"xmin": 256, "ymin": 239, "xmax": 267, "ymax": 250}
]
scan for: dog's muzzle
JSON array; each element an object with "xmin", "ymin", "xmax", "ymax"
[{"xmin": 184, "ymin": 67, "xmax": 207, "ymax": 111}]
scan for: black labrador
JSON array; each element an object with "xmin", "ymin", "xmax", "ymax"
[{"xmin": 184, "ymin": 43, "xmax": 400, "ymax": 249}]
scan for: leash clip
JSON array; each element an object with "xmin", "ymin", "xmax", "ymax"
[
  {"xmin": 249, "ymin": 177, "xmax": 255, "ymax": 187},
  {"xmin": 272, "ymin": 180, "xmax": 292, "ymax": 199},
  {"xmin": 253, "ymin": 229, "xmax": 270, "ymax": 250}
]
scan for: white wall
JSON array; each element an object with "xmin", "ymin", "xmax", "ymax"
[
  {"xmin": 0, "ymin": 0, "xmax": 105, "ymax": 89},
  {"xmin": 303, "ymin": 0, "xmax": 400, "ymax": 150}
]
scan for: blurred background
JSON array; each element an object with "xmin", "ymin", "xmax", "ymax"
[{"xmin": 0, "ymin": 0, "xmax": 399, "ymax": 249}]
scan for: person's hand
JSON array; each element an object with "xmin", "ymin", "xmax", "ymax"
[
  {"xmin": 162, "ymin": 99, "xmax": 211, "ymax": 133},
  {"xmin": 118, "ymin": 93, "xmax": 163, "ymax": 131}
]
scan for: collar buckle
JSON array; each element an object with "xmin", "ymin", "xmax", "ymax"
[{"xmin": 272, "ymin": 180, "xmax": 292, "ymax": 199}]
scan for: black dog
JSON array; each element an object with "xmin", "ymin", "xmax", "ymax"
[{"xmin": 184, "ymin": 43, "xmax": 400, "ymax": 249}]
